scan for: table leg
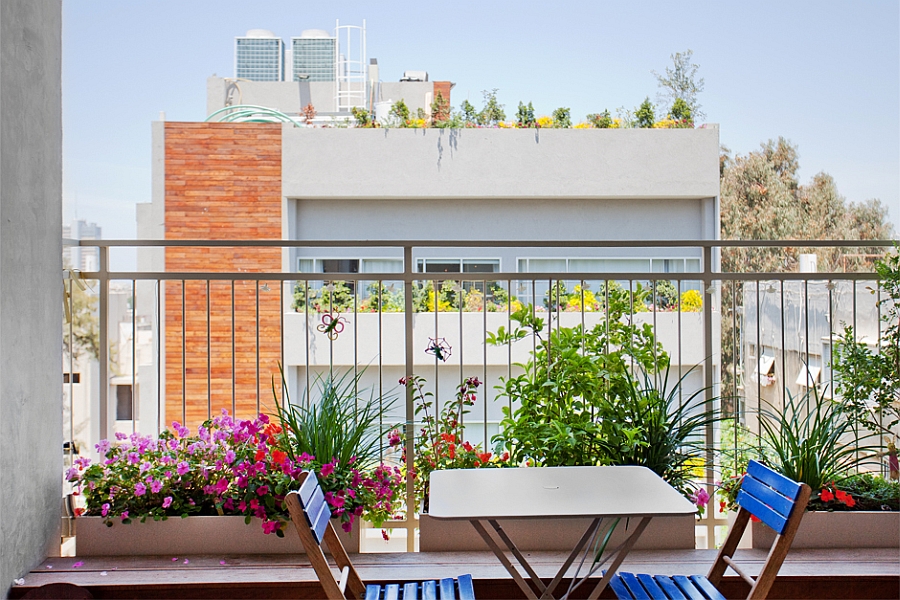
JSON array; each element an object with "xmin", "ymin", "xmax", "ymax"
[
  {"xmin": 541, "ymin": 518, "xmax": 601, "ymax": 599},
  {"xmin": 470, "ymin": 519, "xmax": 540, "ymax": 599},
  {"xmin": 584, "ymin": 516, "xmax": 651, "ymax": 600}
]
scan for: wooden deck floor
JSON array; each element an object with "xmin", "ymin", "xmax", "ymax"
[{"xmin": 10, "ymin": 549, "xmax": 899, "ymax": 599}]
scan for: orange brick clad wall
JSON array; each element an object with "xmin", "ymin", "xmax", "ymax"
[{"xmin": 164, "ymin": 122, "xmax": 283, "ymax": 430}]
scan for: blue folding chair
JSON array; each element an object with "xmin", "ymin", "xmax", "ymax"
[
  {"xmin": 286, "ymin": 471, "xmax": 476, "ymax": 599},
  {"xmin": 609, "ymin": 460, "xmax": 811, "ymax": 600}
]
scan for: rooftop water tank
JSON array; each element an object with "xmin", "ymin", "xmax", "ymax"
[
  {"xmin": 244, "ymin": 29, "xmax": 277, "ymax": 38},
  {"xmin": 400, "ymin": 70, "xmax": 428, "ymax": 82}
]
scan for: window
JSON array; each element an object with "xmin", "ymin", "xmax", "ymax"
[
  {"xmin": 116, "ymin": 385, "xmax": 134, "ymax": 421},
  {"xmin": 416, "ymin": 258, "xmax": 500, "ymax": 298},
  {"xmin": 297, "ymin": 258, "xmax": 403, "ymax": 297}
]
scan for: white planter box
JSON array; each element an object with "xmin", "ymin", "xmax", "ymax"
[
  {"xmin": 75, "ymin": 515, "xmax": 360, "ymax": 556},
  {"xmin": 752, "ymin": 511, "xmax": 900, "ymax": 549},
  {"xmin": 419, "ymin": 513, "xmax": 696, "ymax": 552}
]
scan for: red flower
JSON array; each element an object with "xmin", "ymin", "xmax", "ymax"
[
  {"xmin": 447, "ymin": 443, "xmax": 456, "ymax": 460},
  {"xmin": 271, "ymin": 450, "xmax": 287, "ymax": 465},
  {"xmin": 440, "ymin": 433, "xmax": 455, "ymax": 444},
  {"xmin": 834, "ymin": 490, "xmax": 855, "ymax": 507},
  {"xmin": 820, "ymin": 488, "xmax": 834, "ymax": 502},
  {"xmin": 477, "ymin": 452, "xmax": 492, "ymax": 463},
  {"xmin": 254, "ymin": 449, "xmax": 266, "ymax": 462}
]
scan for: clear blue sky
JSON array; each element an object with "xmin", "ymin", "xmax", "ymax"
[{"xmin": 63, "ymin": 0, "xmax": 899, "ymax": 253}]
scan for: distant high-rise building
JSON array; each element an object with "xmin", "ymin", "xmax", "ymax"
[
  {"xmin": 235, "ymin": 29, "xmax": 284, "ymax": 81},
  {"xmin": 64, "ymin": 219, "xmax": 101, "ymax": 271},
  {"xmin": 291, "ymin": 30, "xmax": 336, "ymax": 82}
]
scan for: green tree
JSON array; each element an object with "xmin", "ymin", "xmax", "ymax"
[
  {"xmin": 63, "ymin": 276, "xmax": 100, "ymax": 361},
  {"xmin": 719, "ymin": 137, "xmax": 895, "ymax": 405},
  {"xmin": 586, "ymin": 110, "xmax": 613, "ymax": 128},
  {"xmin": 653, "ymin": 49, "xmax": 705, "ymax": 121},
  {"xmin": 635, "ymin": 97, "xmax": 655, "ymax": 128},
  {"xmin": 515, "ymin": 101, "xmax": 536, "ymax": 128},
  {"xmin": 478, "ymin": 89, "xmax": 505, "ymax": 126},
  {"xmin": 551, "ymin": 107, "xmax": 571, "ymax": 128},
  {"xmin": 669, "ymin": 97, "xmax": 692, "ymax": 123},
  {"xmin": 460, "ymin": 99, "xmax": 478, "ymax": 125},
  {"xmin": 388, "ymin": 100, "xmax": 410, "ymax": 125},
  {"xmin": 430, "ymin": 90, "xmax": 450, "ymax": 125}
]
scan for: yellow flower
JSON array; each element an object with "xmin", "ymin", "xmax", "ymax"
[
  {"xmin": 610, "ymin": 119, "xmax": 622, "ymax": 129},
  {"xmin": 652, "ymin": 118, "xmax": 678, "ymax": 129},
  {"xmin": 573, "ymin": 122, "xmax": 593, "ymax": 129},
  {"xmin": 685, "ymin": 456, "xmax": 705, "ymax": 478},
  {"xmin": 681, "ymin": 289, "xmax": 702, "ymax": 312},
  {"xmin": 537, "ymin": 115, "xmax": 554, "ymax": 128}
]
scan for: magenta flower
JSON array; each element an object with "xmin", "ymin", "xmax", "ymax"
[
  {"xmin": 320, "ymin": 461, "xmax": 336, "ymax": 477},
  {"xmin": 134, "ymin": 482, "xmax": 146, "ymax": 496},
  {"xmin": 261, "ymin": 520, "xmax": 279, "ymax": 535},
  {"xmin": 140, "ymin": 462, "xmax": 151, "ymax": 473},
  {"xmin": 162, "ymin": 496, "xmax": 173, "ymax": 509},
  {"xmin": 127, "ymin": 452, "xmax": 140, "ymax": 465},
  {"xmin": 176, "ymin": 461, "xmax": 190, "ymax": 476},
  {"xmin": 150, "ymin": 479, "xmax": 163, "ymax": 494},
  {"xmin": 691, "ymin": 487, "xmax": 710, "ymax": 509},
  {"xmin": 101, "ymin": 503, "xmax": 110, "ymax": 517},
  {"xmin": 256, "ymin": 485, "xmax": 269, "ymax": 496},
  {"xmin": 95, "ymin": 440, "xmax": 111, "ymax": 454}
]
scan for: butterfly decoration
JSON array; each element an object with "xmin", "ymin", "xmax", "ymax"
[
  {"xmin": 425, "ymin": 337, "xmax": 452, "ymax": 362},
  {"xmin": 317, "ymin": 313, "xmax": 347, "ymax": 340}
]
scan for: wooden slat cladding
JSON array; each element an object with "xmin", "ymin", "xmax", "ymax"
[{"xmin": 164, "ymin": 122, "xmax": 283, "ymax": 431}]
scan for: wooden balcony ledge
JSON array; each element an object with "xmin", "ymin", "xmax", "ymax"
[{"xmin": 9, "ymin": 548, "xmax": 899, "ymax": 599}]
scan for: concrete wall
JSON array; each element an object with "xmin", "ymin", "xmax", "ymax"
[
  {"xmin": 0, "ymin": 0, "xmax": 63, "ymax": 594},
  {"xmin": 283, "ymin": 126, "xmax": 719, "ymax": 201},
  {"xmin": 207, "ymin": 76, "xmax": 337, "ymax": 116}
]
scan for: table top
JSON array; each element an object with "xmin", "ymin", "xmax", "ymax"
[{"xmin": 428, "ymin": 465, "xmax": 697, "ymax": 520}]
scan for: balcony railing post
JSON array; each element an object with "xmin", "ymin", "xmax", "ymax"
[
  {"xmin": 403, "ymin": 245, "xmax": 416, "ymax": 551},
  {"xmin": 98, "ymin": 245, "xmax": 110, "ymax": 442}
]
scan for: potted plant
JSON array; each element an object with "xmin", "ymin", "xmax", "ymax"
[
  {"xmin": 67, "ymin": 369, "xmax": 404, "ymax": 556},
  {"xmin": 718, "ymin": 386, "xmax": 899, "ymax": 549}
]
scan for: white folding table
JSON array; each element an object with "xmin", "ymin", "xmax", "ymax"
[{"xmin": 428, "ymin": 465, "xmax": 697, "ymax": 599}]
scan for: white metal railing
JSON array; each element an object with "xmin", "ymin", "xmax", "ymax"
[{"xmin": 62, "ymin": 239, "xmax": 896, "ymax": 551}]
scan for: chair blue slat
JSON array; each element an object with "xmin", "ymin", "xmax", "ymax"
[
  {"xmin": 741, "ymin": 474, "xmax": 794, "ymax": 518},
  {"xmin": 403, "ymin": 582, "xmax": 420, "ymax": 599},
  {"xmin": 620, "ymin": 572, "xmax": 652, "ymax": 599},
  {"xmin": 688, "ymin": 575, "xmax": 725, "ymax": 600},
  {"xmin": 456, "ymin": 574, "xmax": 475, "ymax": 600},
  {"xmin": 736, "ymin": 489, "xmax": 789, "ymax": 534},
  {"xmin": 671, "ymin": 575, "xmax": 707, "ymax": 600},
  {"xmin": 385, "ymin": 583, "xmax": 401, "ymax": 600},
  {"xmin": 303, "ymin": 483, "xmax": 329, "ymax": 521},
  {"xmin": 308, "ymin": 498, "xmax": 331, "ymax": 544},
  {"xmin": 653, "ymin": 575, "xmax": 688, "ymax": 599},
  {"xmin": 747, "ymin": 460, "xmax": 802, "ymax": 500},
  {"xmin": 609, "ymin": 574, "xmax": 636, "ymax": 599},
  {"xmin": 422, "ymin": 580, "xmax": 438, "ymax": 600},
  {"xmin": 439, "ymin": 577, "xmax": 456, "ymax": 599},
  {"xmin": 298, "ymin": 471, "xmax": 320, "ymax": 506},
  {"xmin": 365, "ymin": 584, "xmax": 383, "ymax": 600},
  {"xmin": 635, "ymin": 574, "xmax": 668, "ymax": 598}
]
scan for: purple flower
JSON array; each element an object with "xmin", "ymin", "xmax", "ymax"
[
  {"xmin": 150, "ymin": 479, "xmax": 163, "ymax": 494},
  {"xmin": 162, "ymin": 496, "xmax": 173, "ymax": 509},
  {"xmin": 101, "ymin": 503, "xmax": 110, "ymax": 517},
  {"xmin": 176, "ymin": 461, "xmax": 190, "ymax": 476},
  {"xmin": 95, "ymin": 440, "xmax": 111, "ymax": 454},
  {"xmin": 140, "ymin": 462, "xmax": 151, "ymax": 473},
  {"xmin": 691, "ymin": 487, "xmax": 710, "ymax": 509},
  {"xmin": 65, "ymin": 467, "xmax": 79, "ymax": 481},
  {"xmin": 127, "ymin": 452, "xmax": 140, "ymax": 465},
  {"xmin": 134, "ymin": 482, "xmax": 146, "ymax": 496}
]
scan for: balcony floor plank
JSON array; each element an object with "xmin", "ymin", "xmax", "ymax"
[{"xmin": 10, "ymin": 549, "xmax": 899, "ymax": 599}]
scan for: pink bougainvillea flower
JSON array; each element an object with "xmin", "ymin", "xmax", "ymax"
[
  {"xmin": 320, "ymin": 461, "xmax": 335, "ymax": 477},
  {"xmin": 256, "ymin": 485, "xmax": 269, "ymax": 497}
]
